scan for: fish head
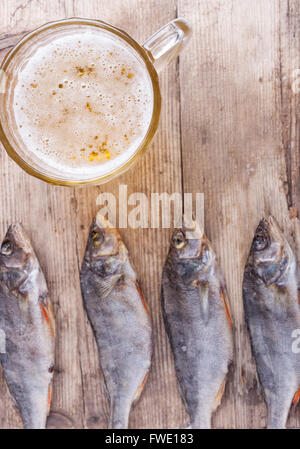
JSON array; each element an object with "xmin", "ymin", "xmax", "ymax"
[
  {"xmin": 249, "ymin": 216, "xmax": 292, "ymax": 285},
  {"xmin": 84, "ymin": 214, "xmax": 125, "ymax": 277},
  {"xmin": 0, "ymin": 224, "xmax": 39, "ymax": 292},
  {"xmin": 168, "ymin": 218, "xmax": 215, "ymax": 282},
  {"xmin": 0, "ymin": 224, "xmax": 36, "ymax": 270}
]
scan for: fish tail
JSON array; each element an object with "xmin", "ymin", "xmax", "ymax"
[
  {"xmin": 266, "ymin": 394, "xmax": 292, "ymax": 428},
  {"xmin": 191, "ymin": 408, "xmax": 212, "ymax": 429},
  {"xmin": 267, "ymin": 407, "xmax": 288, "ymax": 429},
  {"xmin": 108, "ymin": 398, "xmax": 131, "ymax": 429},
  {"xmin": 191, "ymin": 416, "xmax": 211, "ymax": 429},
  {"xmin": 47, "ymin": 383, "xmax": 53, "ymax": 415},
  {"xmin": 20, "ymin": 388, "xmax": 49, "ymax": 429},
  {"xmin": 266, "ymin": 416, "xmax": 286, "ymax": 429},
  {"xmin": 190, "ymin": 380, "xmax": 227, "ymax": 429},
  {"xmin": 22, "ymin": 412, "xmax": 47, "ymax": 429},
  {"xmin": 133, "ymin": 372, "xmax": 149, "ymax": 404},
  {"xmin": 292, "ymin": 386, "xmax": 300, "ymax": 405}
]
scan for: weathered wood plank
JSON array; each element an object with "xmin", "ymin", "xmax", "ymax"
[
  {"xmin": 0, "ymin": 0, "xmax": 299, "ymax": 429},
  {"xmin": 278, "ymin": 0, "xmax": 300, "ymax": 216},
  {"xmin": 0, "ymin": 0, "xmax": 185, "ymax": 429},
  {"xmin": 0, "ymin": 0, "xmax": 88, "ymax": 429},
  {"xmin": 72, "ymin": 0, "xmax": 185, "ymax": 429},
  {"xmin": 178, "ymin": 0, "xmax": 300, "ymax": 428}
]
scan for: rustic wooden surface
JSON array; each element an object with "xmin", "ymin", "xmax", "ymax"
[{"xmin": 0, "ymin": 0, "xmax": 299, "ymax": 429}]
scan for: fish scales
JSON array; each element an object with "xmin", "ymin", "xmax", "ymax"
[
  {"xmin": 243, "ymin": 216, "xmax": 300, "ymax": 428},
  {"xmin": 0, "ymin": 224, "xmax": 55, "ymax": 429},
  {"xmin": 161, "ymin": 220, "xmax": 233, "ymax": 429},
  {"xmin": 80, "ymin": 214, "xmax": 152, "ymax": 429}
]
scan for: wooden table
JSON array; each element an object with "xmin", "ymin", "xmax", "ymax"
[{"xmin": 0, "ymin": 0, "xmax": 299, "ymax": 429}]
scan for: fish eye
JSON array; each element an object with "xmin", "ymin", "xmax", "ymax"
[
  {"xmin": 0, "ymin": 240, "xmax": 12, "ymax": 256},
  {"xmin": 253, "ymin": 233, "xmax": 268, "ymax": 251},
  {"xmin": 91, "ymin": 229, "xmax": 104, "ymax": 246},
  {"xmin": 173, "ymin": 231, "xmax": 186, "ymax": 249}
]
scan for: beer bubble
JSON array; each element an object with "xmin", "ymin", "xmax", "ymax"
[{"xmin": 11, "ymin": 26, "xmax": 153, "ymax": 178}]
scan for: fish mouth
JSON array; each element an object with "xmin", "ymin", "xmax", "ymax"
[
  {"xmin": 176, "ymin": 216, "xmax": 205, "ymax": 259},
  {"xmin": 256, "ymin": 218, "xmax": 269, "ymax": 233},
  {"xmin": 0, "ymin": 224, "xmax": 39, "ymax": 290},
  {"xmin": 263, "ymin": 216, "xmax": 284, "ymax": 246},
  {"xmin": 0, "ymin": 223, "xmax": 35, "ymax": 267},
  {"xmin": 6, "ymin": 223, "xmax": 33, "ymax": 254},
  {"xmin": 257, "ymin": 216, "xmax": 286, "ymax": 256}
]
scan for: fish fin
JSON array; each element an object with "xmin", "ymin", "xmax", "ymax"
[
  {"xmin": 161, "ymin": 283, "xmax": 171, "ymax": 341},
  {"xmin": 293, "ymin": 387, "xmax": 300, "ymax": 406},
  {"xmin": 136, "ymin": 282, "xmax": 151, "ymax": 317},
  {"xmin": 133, "ymin": 372, "xmax": 149, "ymax": 404},
  {"xmin": 47, "ymin": 383, "xmax": 53, "ymax": 415},
  {"xmin": 255, "ymin": 372, "xmax": 263, "ymax": 397},
  {"xmin": 39, "ymin": 295, "xmax": 55, "ymax": 337},
  {"xmin": 96, "ymin": 274, "xmax": 122, "ymax": 299},
  {"xmin": 102, "ymin": 377, "xmax": 110, "ymax": 401},
  {"xmin": 213, "ymin": 379, "xmax": 226, "ymax": 411},
  {"xmin": 220, "ymin": 287, "xmax": 233, "ymax": 330},
  {"xmin": 48, "ymin": 302, "xmax": 56, "ymax": 336},
  {"xmin": 291, "ymin": 217, "xmax": 300, "ymax": 267},
  {"xmin": 4, "ymin": 379, "xmax": 18, "ymax": 407}
]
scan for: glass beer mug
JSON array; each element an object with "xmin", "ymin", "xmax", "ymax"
[{"xmin": 0, "ymin": 18, "xmax": 191, "ymax": 186}]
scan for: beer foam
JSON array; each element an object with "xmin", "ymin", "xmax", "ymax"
[{"xmin": 11, "ymin": 26, "xmax": 154, "ymax": 179}]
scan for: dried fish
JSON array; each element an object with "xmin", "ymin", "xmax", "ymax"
[
  {"xmin": 80, "ymin": 214, "xmax": 152, "ymax": 429},
  {"xmin": 161, "ymin": 219, "xmax": 233, "ymax": 428},
  {"xmin": 243, "ymin": 216, "xmax": 300, "ymax": 428},
  {"xmin": 0, "ymin": 224, "xmax": 55, "ymax": 429}
]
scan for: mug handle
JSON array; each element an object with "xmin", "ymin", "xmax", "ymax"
[{"xmin": 143, "ymin": 18, "xmax": 192, "ymax": 73}]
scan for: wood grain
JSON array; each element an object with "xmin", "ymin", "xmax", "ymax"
[
  {"xmin": 0, "ymin": 0, "xmax": 184, "ymax": 429},
  {"xmin": 0, "ymin": 0, "xmax": 299, "ymax": 429},
  {"xmin": 178, "ymin": 0, "xmax": 300, "ymax": 429}
]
